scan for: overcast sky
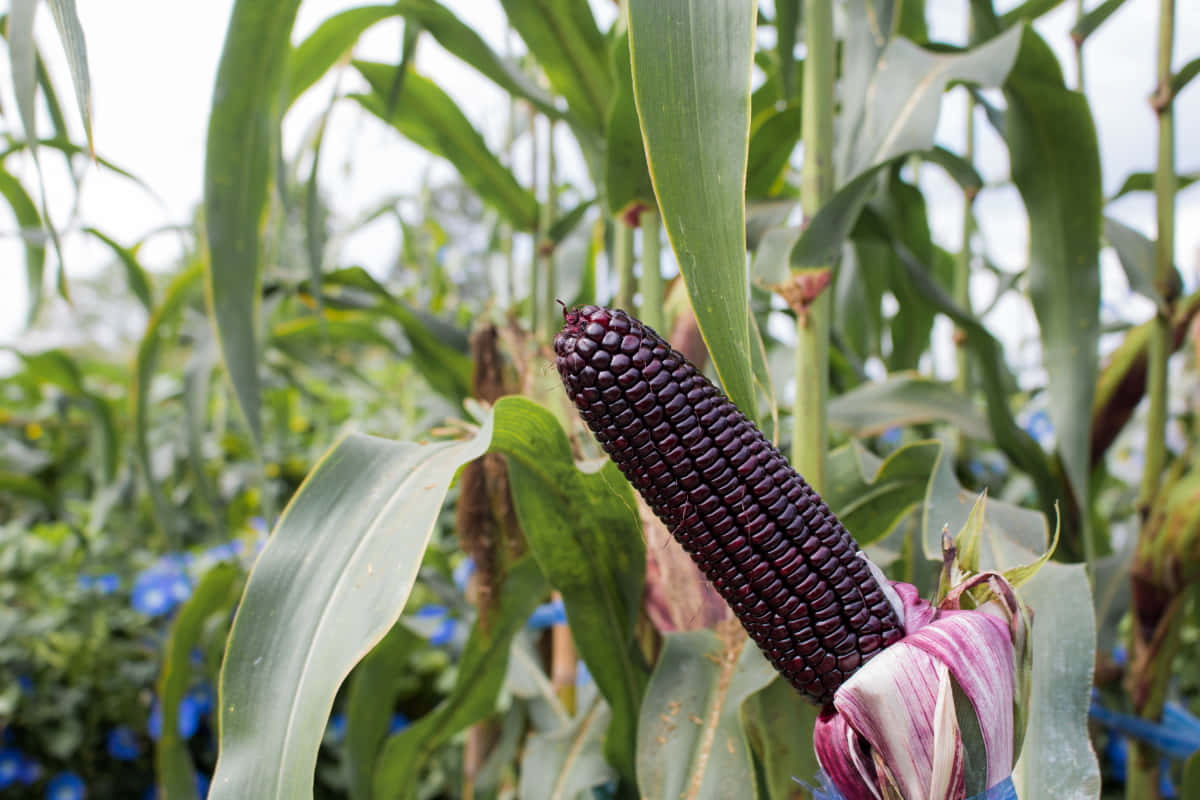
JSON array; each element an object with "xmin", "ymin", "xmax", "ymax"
[{"xmin": 0, "ymin": 0, "xmax": 1196, "ymax": 361}]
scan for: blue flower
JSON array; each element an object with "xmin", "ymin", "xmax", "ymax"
[
  {"xmin": 414, "ymin": 605, "xmax": 457, "ymax": 646},
  {"xmin": 0, "ymin": 747, "xmax": 39, "ymax": 786},
  {"xmin": 249, "ymin": 517, "xmax": 269, "ymax": 535},
  {"xmin": 45, "ymin": 771, "xmax": 86, "ymax": 800},
  {"xmin": 107, "ymin": 725, "xmax": 141, "ymax": 761},
  {"xmin": 195, "ymin": 771, "xmax": 210, "ymax": 799},
  {"xmin": 132, "ymin": 564, "xmax": 192, "ymax": 617},
  {"xmin": 0, "ymin": 748, "xmax": 24, "ymax": 788},
  {"xmin": 527, "ymin": 598, "xmax": 567, "ymax": 630},
  {"xmin": 147, "ymin": 694, "xmax": 202, "ymax": 741},
  {"xmin": 188, "ymin": 684, "xmax": 213, "ymax": 717},
  {"xmin": 16, "ymin": 674, "xmax": 34, "ymax": 694},
  {"xmin": 389, "ymin": 712, "xmax": 410, "ymax": 734}
]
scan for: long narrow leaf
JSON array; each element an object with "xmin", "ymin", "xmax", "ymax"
[
  {"xmin": 343, "ymin": 624, "xmax": 422, "ymax": 800},
  {"xmin": 1004, "ymin": 27, "xmax": 1101, "ymax": 517},
  {"xmin": 210, "ymin": 421, "xmax": 495, "ymax": 800},
  {"xmin": 490, "ymin": 396, "xmax": 647, "ymax": 783},
  {"xmin": 519, "ymin": 697, "xmax": 615, "ymax": 800},
  {"xmin": 0, "ymin": 168, "xmax": 47, "ymax": 325},
  {"xmin": 204, "ymin": 0, "xmax": 303, "ymax": 449},
  {"xmin": 1011, "ymin": 563, "xmax": 1101, "ymax": 799},
  {"xmin": 636, "ymin": 630, "xmax": 776, "ymax": 800},
  {"xmin": 157, "ymin": 565, "xmax": 242, "ymax": 800},
  {"xmin": 132, "ymin": 262, "xmax": 205, "ymax": 539},
  {"xmin": 46, "ymin": 0, "xmax": 92, "ymax": 150},
  {"xmin": 628, "ymin": 0, "xmax": 758, "ymax": 417},
  {"xmin": 499, "ymin": 0, "xmax": 611, "ymax": 129},
  {"xmin": 84, "ymin": 227, "xmax": 154, "ymax": 310},
  {"xmin": 353, "ymin": 62, "xmax": 539, "ymax": 231},
  {"xmin": 287, "ymin": 4, "xmax": 400, "ymax": 108},
  {"xmin": 372, "ymin": 558, "xmax": 548, "ymax": 800},
  {"xmin": 8, "ymin": 0, "xmax": 39, "ymax": 150}
]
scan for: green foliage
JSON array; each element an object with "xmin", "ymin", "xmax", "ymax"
[{"xmin": 8, "ymin": 0, "xmax": 1197, "ymax": 797}]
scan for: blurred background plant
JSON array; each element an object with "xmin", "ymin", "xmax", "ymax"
[{"xmin": 0, "ymin": 0, "xmax": 1196, "ymax": 798}]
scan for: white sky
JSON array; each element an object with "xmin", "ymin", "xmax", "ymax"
[{"xmin": 0, "ymin": 0, "xmax": 1197, "ymax": 363}]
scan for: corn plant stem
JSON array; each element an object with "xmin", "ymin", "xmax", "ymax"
[
  {"xmin": 953, "ymin": 98, "xmax": 975, "ymax": 398},
  {"xmin": 1129, "ymin": 0, "xmax": 1175, "ymax": 794},
  {"xmin": 504, "ymin": 29, "xmax": 517, "ymax": 306},
  {"xmin": 1073, "ymin": 0, "xmax": 1087, "ymax": 93},
  {"xmin": 613, "ymin": 220, "xmax": 635, "ymax": 313},
  {"xmin": 1127, "ymin": 590, "xmax": 1190, "ymax": 800},
  {"xmin": 791, "ymin": 0, "xmax": 835, "ymax": 493},
  {"xmin": 1138, "ymin": 0, "xmax": 1175, "ymax": 515},
  {"xmin": 529, "ymin": 113, "xmax": 542, "ymax": 335},
  {"xmin": 538, "ymin": 119, "xmax": 558, "ymax": 338},
  {"xmin": 639, "ymin": 208, "xmax": 664, "ymax": 332}
]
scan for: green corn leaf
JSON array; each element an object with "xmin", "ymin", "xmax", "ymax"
[
  {"xmin": 1011, "ymin": 562, "xmax": 1101, "ymax": 799},
  {"xmin": 46, "ymin": 0, "xmax": 92, "ymax": 151},
  {"xmin": 490, "ymin": 396, "xmax": 647, "ymax": 783},
  {"xmin": 287, "ymin": 4, "xmax": 401, "ymax": 108},
  {"xmin": 319, "ymin": 267, "xmax": 472, "ymax": 406},
  {"xmin": 518, "ymin": 696, "xmax": 615, "ymax": 800},
  {"xmin": 604, "ymin": 31, "xmax": 654, "ymax": 218},
  {"xmin": 838, "ymin": 26, "xmax": 1022, "ymax": 178},
  {"xmin": 499, "ymin": 0, "xmax": 611, "ymax": 130},
  {"xmin": 343, "ymin": 624, "xmax": 422, "ymax": 800},
  {"xmin": 210, "ymin": 420, "xmax": 495, "ymax": 800},
  {"xmin": 1103, "ymin": 216, "xmax": 1165, "ymax": 307},
  {"xmin": 636, "ymin": 631, "xmax": 776, "ymax": 800},
  {"xmin": 8, "ymin": 0, "xmax": 39, "ymax": 151},
  {"xmin": 371, "ymin": 558, "xmax": 548, "ymax": 800},
  {"xmin": 157, "ymin": 565, "xmax": 242, "ymax": 800},
  {"xmin": 84, "ymin": 228, "xmax": 154, "ymax": 311},
  {"xmin": 742, "ymin": 676, "xmax": 822, "ymax": 797},
  {"xmin": 920, "ymin": 145, "xmax": 984, "ymax": 194},
  {"xmin": 395, "ymin": 0, "xmax": 562, "ymax": 118},
  {"xmin": 826, "ymin": 439, "xmax": 1052, "ymax": 566},
  {"xmin": 132, "ymin": 262, "xmax": 205, "ymax": 539},
  {"xmin": 204, "ymin": 0, "xmax": 303, "ymax": 450},
  {"xmin": 269, "ymin": 316, "xmax": 407, "ymax": 360},
  {"xmin": 1109, "ymin": 169, "xmax": 1198, "ymax": 200},
  {"xmin": 746, "ymin": 104, "xmax": 802, "ymax": 198},
  {"xmin": 999, "ymin": 0, "xmax": 1070, "ymax": 27},
  {"xmin": 1069, "ymin": 0, "xmax": 1128, "ymax": 43},
  {"xmin": 352, "ymin": 61, "xmax": 539, "ymax": 231},
  {"xmin": 829, "ymin": 373, "xmax": 990, "ymax": 440},
  {"xmin": 628, "ymin": 0, "xmax": 758, "ymax": 418},
  {"xmin": 793, "ymin": 27, "xmax": 1023, "ymax": 267},
  {"xmin": 1004, "ymin": 26, "xmax": 1102, "ymax": 525},
  {"xmin": 1171, "ymin": 56, "xmax": 1200, "ymax": 99},
  {"xmin": 0, "ymin": 168, "xmax": 46, "ymax": 326}
]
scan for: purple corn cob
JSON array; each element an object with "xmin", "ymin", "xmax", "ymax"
[{"xmin": 554, "ymin": 305, "xmax": 904, "ymax": 705}]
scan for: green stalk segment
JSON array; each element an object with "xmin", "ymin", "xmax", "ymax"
[
  {"xmin": 539, "ymin": 119, "xmax": 558, "ymax": 337},
  {"xmin": 790, "ymin": 0, "xmax": 835, "ymax": 493},
  {"xmin": 1128, "ymin": 0, "xmax": 1177, "ymax": 796},
  {"xmin": 639, "ymin": 208, "xmax": 664, "ymax": 333},
  {"xmin": 613, "ymin": 219, "xmax": 635, "ymax": 313}
]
